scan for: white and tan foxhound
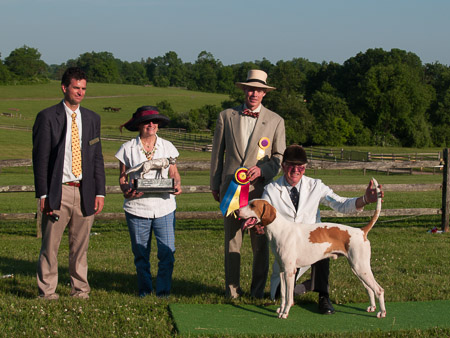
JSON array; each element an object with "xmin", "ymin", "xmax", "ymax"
[{"xmin": 237, "ymin": 178, "xmax": 385, "ymax": 319}]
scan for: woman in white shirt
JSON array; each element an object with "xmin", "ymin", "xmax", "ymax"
[{"xmin": 115, "ymin": 105, "xmax": 182, "ymax": 298}]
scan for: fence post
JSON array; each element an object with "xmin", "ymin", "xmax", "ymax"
[{"xmin": 442, "ymin": 148, "xmax": 450, "ymax": 232}]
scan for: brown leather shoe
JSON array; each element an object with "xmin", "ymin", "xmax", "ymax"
[
  {"xmin": 38, "ymin": 293, "xmax": 59, "ymax": 300},
  {"xmin": 71, "ymin": 291, "xmax": 89, "ymax": 299}
]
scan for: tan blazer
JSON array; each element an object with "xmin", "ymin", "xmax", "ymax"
[{"xmin": 210, "ymin": 104, "xmax": 286, "ymax": 200}]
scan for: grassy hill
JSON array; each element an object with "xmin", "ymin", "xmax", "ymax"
[
  {"xmin": 0, "ymin": 82, "xmax": 227, "ymax": 161},
  {"xmin": 0, "ymin": 81, "xmax": 227, "ymax": 131}
]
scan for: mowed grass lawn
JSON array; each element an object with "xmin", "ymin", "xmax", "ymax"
[
  {"xmin": 1, "ymin": 165, "xmax": 449, "ymax": 337},
  {"xmin": 1, "ymin": 83, "xmax": 450, "ymax": 337}
]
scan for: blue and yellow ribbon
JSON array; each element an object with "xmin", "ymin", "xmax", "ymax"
[{"xmin": 220, "ymin": 167, "xmax": 250, "ymax": 217}]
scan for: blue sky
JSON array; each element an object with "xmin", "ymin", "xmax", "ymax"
[{"xmin": 1, "ymin": 0, "xmax": 449, "ymax": 66}]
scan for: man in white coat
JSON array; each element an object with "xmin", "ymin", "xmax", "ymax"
[{"xmin": 262, "ymin": 145, "xmax": 382, "ymax": 314}]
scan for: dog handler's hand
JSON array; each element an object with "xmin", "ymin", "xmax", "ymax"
[
  {"xmin": 94, "ymin": 196, "xmax": 105, "ymax": 215},
  {"xmin": 364, "ymin": 179, "xmax": 384, "ymax": 204},
  {"xmin": 212, "ymin": 190, "xmax": 220, "ymax": 202},
  {"xmin": 247, "ymin": 166, "xmax": 262, "ymax": 182},
  {"xmin": 123, "ymin": 188, "xmax": 144, "ymax": 199},
  {"xmin": 173, "ymin": 180, "xmax": 182, "ymax": 196},
  {"xmin": 40, "ymin": 197, "xmax": 57, "ymax": 219},
  {"xmin": 40, "ymin": 197, "xmax": 47, "ymax": 213}
]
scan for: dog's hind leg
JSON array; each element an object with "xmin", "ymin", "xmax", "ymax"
[
  {"xmin": 351, "ymin": 264, "xmax": 386, "ymax": 318},
  {"xmin": 356, "ymin": 271, "xmax": 377, "ymax": 312}
]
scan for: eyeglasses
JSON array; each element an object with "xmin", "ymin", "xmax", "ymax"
[
  {"xmin": 140, "ymin": 121, "xmax": 159, "ymax": 126},
  {"xmin": 284, "ymin": 163, "xmax": 306, "ymax": 171}
]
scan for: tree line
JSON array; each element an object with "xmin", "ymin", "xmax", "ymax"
[{"xmin": 2, "ymin": 45, "xmax": 450, "ymax": 148}]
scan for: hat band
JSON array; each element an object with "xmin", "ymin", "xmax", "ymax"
[
  {"xmin": 139, "ymin": 110, "xmax": 159, "ymax": 116},
  {"xmin": 245, "ymin": 79, "xmax": 267, "ymax": 85}
]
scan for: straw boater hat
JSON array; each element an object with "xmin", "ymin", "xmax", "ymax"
[
  {"xmin": 235, "ymin": 69, "xmax": 276, "ymax": 92},
  {"xmin": 120, "ymin": 105, "xmax": 170, "ymax": 132},
  {"xmin": 283, "ymin": 145, "xmax": 308, "ymax": 165}
]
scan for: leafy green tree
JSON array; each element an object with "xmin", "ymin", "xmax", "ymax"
[
  {"xmin": 339, "ymin": 48, "xmax": 433, "ymax": 147},
  {"xmin": 155, "ymin": 100, "xmax": 175, "ymax": 119},
  {"xmin": 188, "ymin": 51, "xmax": 221, "ymax": 93},
  {"xmin": 309, "ymin": 91, "xmax": 370, "ymax": 146},
  {"xmin": 4, "ymin": 45, "xmax": 48, "ymax": 82},
  {"xmin": 146, "ymin": 51, "xmax": 186, "ymax": 87},
  {"xmin": 120, "ymin": 61, "xmax": 147, "ymax": 85},
  {"xmin": 0, "ymin": 58, "xmax": 12, "ymax": 84},
  {"xmin": 362, "ymin": 62, "xmax": 433, "ymax": 146},
  {"xmin": 424, "ymin": 62, "xmax": 450, "ymax": 146},
  {"xmin": 216, "ymin": 66, "xmax": 235, "ymax": 93},
  {"xmin": 75, "ymin": 51, "xmax": 121, "ymax": 83}
]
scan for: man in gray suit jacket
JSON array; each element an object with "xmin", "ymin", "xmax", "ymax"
[
  {"xmin": 210, "ymin": 70, "xmax": 286, "ymax": 298},
  {"xmin": 33, "ymin": 67, "xmax": 106, "ymax": 300}
]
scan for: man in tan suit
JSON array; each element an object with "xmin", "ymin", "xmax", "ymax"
[{"xmin": 210, "ymin": 70, "xmax": 286, "ymax": 298}]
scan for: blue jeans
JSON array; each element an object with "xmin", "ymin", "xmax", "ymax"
[{"xmin": 125, "ymin": 211, "xmax": 175, "ymax": 297}]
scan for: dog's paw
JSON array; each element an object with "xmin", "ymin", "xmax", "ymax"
[
  {"xmin": 377, "ymin": 310, "xmax": 386, "ymax": 318},
  {"xmin": 276, "ymin": 307, "xmax": 281, "ymax": 314},
  {"xmin": 366, "ymin": 305, "xmax": 376, "ymax": 313},
  {"xmin": 278, "ymin": 312, "xmax": 289, "ymax": 319}
]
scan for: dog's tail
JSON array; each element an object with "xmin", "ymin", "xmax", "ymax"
[{"xmin": 361, "ymin": 178, "xmax": 382, "ymax": 239}]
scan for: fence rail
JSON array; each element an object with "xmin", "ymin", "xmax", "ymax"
[
  {"xmin": 306, "ymin": 147, "xmax": 441, "ymax": 163},
  {"xmin": 1, "ymin": 155, "xmax": 447, "ymax": 234},
  {"xmin": 0, "ymin": 183, "xmax": 442, "ymax": 224},
  {"xmin": 102, "ymin": 128, "xmax": 213, "ymax": 152},
  {"xmin": 0, "ymin": 208, "xmax": 442, "ymax": 222},
  {"xmin": 0, "ymin": 183, "xmax": 442, "ymax": 194}
]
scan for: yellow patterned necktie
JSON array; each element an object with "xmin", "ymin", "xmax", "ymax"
[{"xmin": 71, "ymin": 113, "xmax": 82, "ymax": 177}]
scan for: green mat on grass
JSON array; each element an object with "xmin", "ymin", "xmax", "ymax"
[{"xmin": 170, "ymin": 300, "xmax": 450, "ymax": 336}]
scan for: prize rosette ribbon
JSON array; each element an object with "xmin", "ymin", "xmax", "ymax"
[
  {"xmin": 220, "ymin": 167, "xmax": 250, "ymax": 217},
  {"xmin": 257, "ymin": 137, "xmax": 270, "ymax": 160}
]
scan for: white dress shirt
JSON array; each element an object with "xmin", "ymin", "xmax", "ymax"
[
  {"xmin": 62, "ymin": 101, "xmax": 82, "ymax": 183},
  {"xmin": 241, "ymin": 104, "xmax": 261, "ymax": 155}
]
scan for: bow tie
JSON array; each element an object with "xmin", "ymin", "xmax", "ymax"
[{"xmin": 241, "ymin": 109, "xmax": 259, "ymax": 118}]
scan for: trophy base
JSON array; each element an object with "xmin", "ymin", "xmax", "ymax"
[{"xmin": 134, "ymin": 178, "xmax": 175, "ymax": 193}]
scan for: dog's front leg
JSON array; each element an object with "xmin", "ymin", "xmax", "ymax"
[
  {"xmin": 278, "ymin": 270, "xmax": 295, "ymax": 319},
  {"xmin": 277, "ymin": 272, "xmax": 286, "ymax": 317}
]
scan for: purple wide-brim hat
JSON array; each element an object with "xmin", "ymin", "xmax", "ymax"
[{"xmin": 121, "ymin": 105, "xmax": 170, "ymax": 131}]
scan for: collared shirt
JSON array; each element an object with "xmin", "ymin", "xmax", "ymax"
[
  {"xmin": 115, "ymin": 135, "xmax": 179, "ymax": 218},
  {"xmin": 282, "ymin": 175, "xmax": 302, "ymax": 195},
  {"xmin": 241, "ymin": 104, "xmax": 261, "ymax": 155},
  {"xmin": 62, "ymin": 101, "xmax": 82, "ymax": 183},
  {"xmin": 282, "ymin": 176, "xmax": 302, "ymax": 211}
]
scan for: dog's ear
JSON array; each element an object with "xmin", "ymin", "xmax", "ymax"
[{"xmin": 259, "ymin": 200, "xmax": 276, "ymax": 226}]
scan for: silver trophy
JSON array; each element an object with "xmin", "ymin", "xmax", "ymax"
[{"xmin": 125, "ymin": 158, "xmax": 176, "ymax": 193}]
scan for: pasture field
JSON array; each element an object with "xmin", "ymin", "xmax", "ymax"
[{"xmin": 0, "ymin": 81, "xmax": 227, "ymax": 137}]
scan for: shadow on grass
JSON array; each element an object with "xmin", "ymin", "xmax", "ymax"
[
  {"xmin": 0, "ymin": 255, "xmax": 135, "ymax": 297},
  {"xmin": 171, "ymin": 278, "xmax": 223, "ymax": 297},
  {"xmin": 1, "ymin": 255, "xmax": 223, "ymax": 299},
  {"xmin": 231, "ymin": 303, "xmax": 276, "ymax": 318}
]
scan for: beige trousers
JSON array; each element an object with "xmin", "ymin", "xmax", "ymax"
[{"xmin": 37, "ymin": 185, "xmax": 95, "ymax": 297}]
